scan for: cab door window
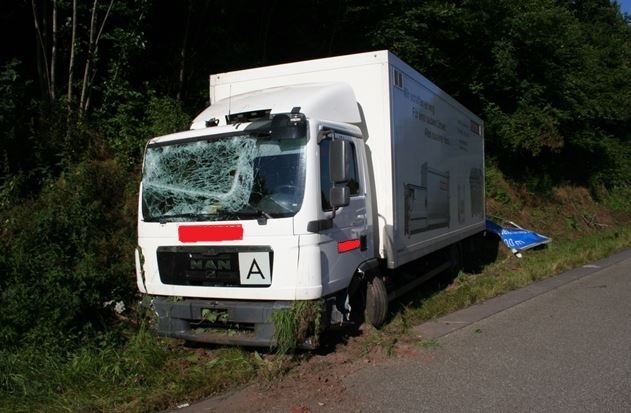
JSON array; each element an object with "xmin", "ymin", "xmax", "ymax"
[{"xmin": 320, "ymin": 137, "xmax": 360, "ymax": 211}]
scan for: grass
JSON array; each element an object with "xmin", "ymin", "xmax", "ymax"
[
  {"xmin": 400, "ymin": 225, "xmax": 631, "ymax": 327},
  {"xmin": 0, "ymin": 301, "xmax": 327, "ymax": 412},
  {"xmin": 418, "ymin": 339, "xmax": 442, "ymax": 349},
  {"xmin": 0, "ymin": 326, "xmax": 259, "ymax": 413},
  {"xmin": 272, "ymin": 300, "xmax": 323, "ymax": 354}
]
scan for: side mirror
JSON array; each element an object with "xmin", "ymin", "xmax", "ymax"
[
  {"xmin": 330, "ymin": 186, "xmax": 350, "ymax": 209},
  {"xmin": 330, "ymin": 140, "xmax": 351, "ymax": 183}
]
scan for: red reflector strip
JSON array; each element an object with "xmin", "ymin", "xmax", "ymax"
[
  {"xmin": 338, "ymin": 239, "xmax": 361, "ymax": 253},
  {"xmin": 178, "ymin": 225, "xmax": 243, "ymax": 243}
]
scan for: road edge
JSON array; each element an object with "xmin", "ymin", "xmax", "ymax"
[{"xmin": 414, "ymin": 248, "xmax": 631, "ymax": 339}]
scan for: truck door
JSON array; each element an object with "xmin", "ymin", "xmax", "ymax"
[{"xmin": 319, "ymin": 133, "xmax": 371, "ymax": 295}]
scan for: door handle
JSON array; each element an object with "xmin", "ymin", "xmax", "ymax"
[{"xmin": 352, "ymin": 214, "xmax": 366, "ymax": 226}]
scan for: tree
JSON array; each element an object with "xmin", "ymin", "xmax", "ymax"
[
  {"xmin": 26, "ymin": 0, "xmax": 147, "ymax": 121},
  {"xmin": 30, "ymin": 0, "xmax": 56, "ymax": 102},
  {"xmin": 371, "ymin": 0, "xmax": 631, "ymax": 187},
  {"xmin": 77, "ymin": 0, "xmax": 114, "ymax": 118}
]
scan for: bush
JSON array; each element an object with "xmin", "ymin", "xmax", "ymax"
[
  {"xmin": 99, "ymin": 93, "xmax": 191, "ymax": 165},
  {"xmin": 0, "ymin": 83, "xmax": 196, "ymax": 350},
  {"xmin": 0, "ymin": 158, "xmax": 138, "ymax": 349}
]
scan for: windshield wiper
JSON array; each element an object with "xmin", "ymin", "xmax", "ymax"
[
  {"xmin": 151, "ymin": 207, "xmax": 271, "ymax": 224},
  {"xmin": 235, "ymin": 204, "xmax": 272, "ymax": 225},
  {"xmin": 151, "ymin": 212, "xmax": 238, "ymax": 224}
]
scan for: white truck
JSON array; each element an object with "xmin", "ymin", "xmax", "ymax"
[{"xmin": 136, "ymin": 50, "xmax": 485, "ymax": 347}]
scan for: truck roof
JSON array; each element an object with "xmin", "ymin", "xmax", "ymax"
[{"xmin": 191, "ymin": 82, "xmax": 361, "ymax": 129}]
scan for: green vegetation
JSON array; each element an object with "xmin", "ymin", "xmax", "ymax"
[
  {"xmin": 0, "ymin": 0, "xmax": 630, "ymax": 411},
  {"xmin": 403, "ymin": 226, "xmax": 631, "ymax": 326},
  {"xmin": 0, "ymin": 326, "xmax": 259, "ymax": 413},
  {"xmin": 419, "ymin": 339, "xmax": 442, "ymax": 350},
  {"xmin": 272, "ymin": 300, "xmax": 324, "ymax": 354}
]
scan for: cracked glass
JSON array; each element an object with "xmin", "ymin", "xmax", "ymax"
[{"xmin": 142, "ymin": 133, "xmax": 307, "ymax": 222}]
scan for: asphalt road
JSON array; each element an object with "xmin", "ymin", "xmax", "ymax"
[{"xmin": 338, "ymin": 249, "xmax": 631, "ymax": 412}]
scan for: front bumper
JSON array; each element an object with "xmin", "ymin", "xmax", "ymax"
[{"xmin": 149, "ymin": 296, "xmax": 319, "ymax": 348}]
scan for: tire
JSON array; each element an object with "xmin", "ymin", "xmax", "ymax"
[
  {"xmin": 446, "ymin": 242, "xmax": 463, "ymax": 278},
  {"xmin": 365, "ymin": 275, "xmax": 388, "ymax": 328}
]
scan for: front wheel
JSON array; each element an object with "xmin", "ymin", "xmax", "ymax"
[{"xmin": 365, "ymin": 275, "xmax": 388, "ymax": 328}]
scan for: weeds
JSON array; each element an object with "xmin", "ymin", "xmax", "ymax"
[
  {"xmin": 404, "ymin": 226, "xmax": 631, "ymax": 326},
  {"xmin": 272, "ymin": 300, "xmax": 324, "ymax": 354},
  {"xmin": 358, "ymin": 325, "xmax": 399, "ymax": 357},
  {"xmin": 418, "ymin": 339, "xmax": 442, "ymax": 349},
  {"xmin": 0, "ymin": 327, "xmax": 258, "ymax": 413}
]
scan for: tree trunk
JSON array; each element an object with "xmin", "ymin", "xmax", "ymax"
[
  {"xmin": 67, "ymin": 0, "xmax": 77, "ymax": 118},
  {"xmin": 79, "ymin": 0, "xmax": 98, "ymax": 119},
  {"xmin": 31, "ymin": 0, "xmax": 53, "ymax": 102},
  {"xmin": 51, "ymin": 0, "xmax": 57, "ymax": 100},
  {"xmin": 79, "ymin": 0, "xmax": 115, "ymax": 118}
]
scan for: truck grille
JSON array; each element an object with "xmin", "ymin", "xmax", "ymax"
[{"xmin": 156, "ymin": 246, "xmax": 272, "ymax": 287}]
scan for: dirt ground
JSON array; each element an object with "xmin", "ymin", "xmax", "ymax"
[{"xmin": 172, "ymin": 329, "xmax": 424, "ymax": 413}]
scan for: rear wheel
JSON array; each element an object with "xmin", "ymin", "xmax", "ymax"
[{"xmin": 446, "ymin": 242, "xmax": 463, "ymax": 278}]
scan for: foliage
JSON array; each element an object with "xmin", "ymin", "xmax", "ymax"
[
  {"xmin": 0, "ymin": 326, "xmax": 258, "ymax": 413},
  {"xmin": 0, "ymin": 156, "xmax": 137, "ymax": 349},
  {"xmin": 599, "ymin": 185, "xmax": 631, "ymax": 213},
  {"xmin": 0, "ymin": 60, "xmax": 23, "ymax": 177},
  {"xmin": 371, "ymin": 0, "xmax": 631, "ymax": 189},
  {"xmin": 272, "ymin": 300, "xmax": 323, "ymax": 354},
  {"xmin": 0, "ymin": 60, "xmax": 46, "ymax": 185},
  {"xmin": 98, "ymin": 93, "xmax": 191, "ymax": 164},
  {"xmin": 404, "ymin": 225, "xmax": 631, "ymax": 327},
  {"xmin": 485, "ymin": 162, "xmax": 516, "ymax": 206}
]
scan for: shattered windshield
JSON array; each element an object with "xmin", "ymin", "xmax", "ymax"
[{"xmin": 142, "ymin": 133, "xmax": 307, "ymax": 222}]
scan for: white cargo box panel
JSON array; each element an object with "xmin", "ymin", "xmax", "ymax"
[
  {"xmin": 388, "ymin": 56, "xmax": 485, "ymax": 267},
  {"xmin": 204, "ymin": 51, "xmax": 484, "ymax": 268}
]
